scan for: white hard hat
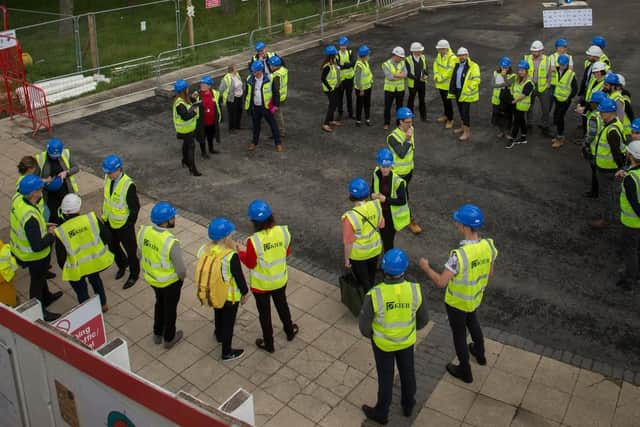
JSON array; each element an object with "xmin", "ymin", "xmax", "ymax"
[
  {"xmin": 436, "ymin": 39, "xmax": 450, "ymax": 49},
  {"xmin": 61, "ymin": 193, "xmax": 82, "ymax": 215},
  {"xmin": 457, "ymin": 47, "xmax": 469, "ymax": 56},
  {"xmin": 617, "ymin": 74, "xmax": 626, "ymax": 87},
  {"xmin": 410, "ymin": 42, "xmax": 424, "ymax": 52},
  {"xmin": 627, "ymin": 141, "xmax": 640, "ymax": 159},
  {"xmin": 530, "ymin": 40, "xmax": 544, "ymax": 51},
  {"xmin": 392, "ymin": 46, "xmax": 405, "ymax": 58},
  {"xmin": 591, "ymin": 61, "xmax": 606, "ymax": 72},
  {"xmin": 586, "ymin": 45, "xmax": 603, "ymax": 57}
]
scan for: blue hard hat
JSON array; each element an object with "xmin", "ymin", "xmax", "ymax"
[
  {"xmin": 255, "ymin": 41, "xmax": 266, "ymax": 51},
  {"xmin": 268, "ymin": 55, "xmax": 282, "ymax": 67},
  {"xmin": 102, "ymin": 154, "xmax": 122, "ymax": 174},
  {"xmin": 592, "ymin": 35, "xmax": 606, "ymax": 49},
  {"xmin": 632, "ymin": 118, "xmax": 640, "ymax": 133},
  {"xmin": 150, "ymin": 201, "xmax": 177, "ymax": 225},
  {"xmin": 47, "ymin": 138, "xmax": 63, "ymax": 158},
  {"xmin": 604, "ymin": 72, "xmax": 620, "ymax": 85},
  {"xmin": 597, "ymin": 97, "xmax": 617, "ymax": 113},
  {"xmin": 376, "ymin": 148, "xmax": 394, "ymax": 167},
  {"xmin": 324, "ymin": 45, "xmax": 338, "ymax": 56},
  {"xmin": 174, "ymin": 79, "xmax": 189, "ymax": 93},
  {"xmin": 557, "ymin": 54, "xmax": 570, "ymax": 66},
  {"xmin": 200, "ymin": 76, "xmax": 214, "ymax": 86},
  {"xmin": 396, "ymin": 107, "xmax": 414, "ymax": 121},
  {"xmin": 250, "ymin": 60, "xmax": 264, "ymax": 73},
  {"xmin": 589, "ymin": 90, "xmax": 606, "ymax": 104},
  {"xmin": 499, "ymin": 56, "xmax": 512, "ymax": 68},
  {"xmin": 358, "ymin": 44, "xmax": 370, "ymax": 57},
  {"xmin": 555, "ymin": 38, "xmax": 568, "ymax": 48},
  {"xmin": 18, "ymin": 174, "xmax": 44, "ymax": 195},
  {"xmin": 349, "ymin": 178, "xmax": 369, "ymax": 199},
  {"xmin": 248, "ymin": 199, "xmax": 272, "ymax": 222},
  {"xmin": 453, "ymin": 204, "xmax": 484, "ymax": 228},
  {"xmin": 208, "ymin": 217, "xmax": 235, "ymax": 241},
  {"xmin": 517, "ymin": 60, "xmax": 530, "ymax": 70},
  {"xmin": 338, "ymin": 36, "xmax": 349, "ymax": 46},
  {"xmin": 45, "ymin": 176, "xmax": 63, "ymax": 192},
  {"xmin": 382, "ymin": 248, "xmax": 409, "ymax": 276}
]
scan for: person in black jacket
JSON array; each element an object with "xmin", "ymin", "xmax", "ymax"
[
  {"xmin": 173, "ymin": 79, "xmax": 202, "ymax": 176},
  {"xmin": 245, "ymin": 61, "xmax": 282, "ymax": 152},
  {"xmin": 194, "ymin": 76, "xmax": 222, "ymax": 158},
  {"xmin": 551, "ymin": 54, "xmax": 578, "ymax": 148},
  {"xmin": 336, "ymin": 36, "xmax": 355, "ymax": 120}
]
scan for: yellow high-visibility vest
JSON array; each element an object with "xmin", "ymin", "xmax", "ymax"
[
  {"xmin": 9, "ymin": 196, "xmax": 50, "ymax": 262},
  {"xmin": 138, "ymin": 225, "xmax": 179, "ymax": 288},
  {"xmin": 594, "ymin": 119, "xmax": 625, "ymax": 170},
  {"xmin": 382, "ymin": 59, "xmax": 405, "ymax": 92},
  {"xmin": 525, "ymin": 54, "xmax": 549, "ymax": 92},
  {"xmin": 248, "ymin": 225, "xmax": 291, "ymax": 291},
  {"xmin": 173, "ymin": 97, "xmax": 198, "ymax": 134},
  {"xmin": 102, "ymin": 174, "xmax": 133, "ymax": 230},
  {"xmin": 372, "ymin": 169, "xmax": 410, "ymax": 231},
  {"xmin": 35, "ymin": 149, "xmax": 79, "ymax": 193},
  {"xmin": 553, "ymin": 69, "xmax": 575, "ymax": 102},
  {"xmin": 433, "ymin": 49, "xmax": 458, "ymax": 91},
  {"xmin": 511, "ymin": 78, "xmax": 533, "ymax": 112},
  {"xmin": 342, "ymin": 200, "xmax": 382, "ymax": 261},
  {"xmin": 196, "ymin": 244, "xmax": 242, "ymax": 302},
  {"xmin": 620, "ymin": 169, "xmax": 640, "ymax": 229},
  {"xmin": 386, "ymin": 127, "xmax": 414, "ymax": 176}
]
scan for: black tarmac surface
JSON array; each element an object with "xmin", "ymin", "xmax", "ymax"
[{"xmin": 41, "ymin": 0, "xmax": 640, "ymax": 371}]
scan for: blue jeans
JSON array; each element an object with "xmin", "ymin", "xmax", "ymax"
[{"xmin": 70, "ymin": 272, "xmax": 107, "ymax": 306}]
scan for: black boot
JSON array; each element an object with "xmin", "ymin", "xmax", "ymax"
[
  {"xmin": 446, "ymin": 363, "xmax": 473, "ymax": 383},
  {"xmin": 190, "ymin": 168, "xmax": 202, "ymax": 177},
  {"xmin": 199, "ymin": 142, "xmax": 210, "ymax": 159}
]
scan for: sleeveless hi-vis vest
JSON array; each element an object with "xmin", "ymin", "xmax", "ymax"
[
  {"xmin": 594, "ymin": 119, "xmax": 625, "ymax": 170},
  {"xmin": 322, "ymin": 63, "xmax": 338, "ymax": 92},
  {"xmin": 354, "ymin": 60, "xmax": 373, "ymax": 90},
  {"xmin": 0, "ymin": 241, "xmax": 18, "ymax": 283},
  {"xmin": 9, "ymin": 196, "xmax": 50, "ymax": 262},
  {"xmin": 372, "ymin": 169, "xmax": 410, "ymax": 231},
  {"xmin": 173, "ymin": 97, "xmax": 198, "ymax": 134},
  {"xmin": 245, "ymin": 76, "xmax": 274, "ymax": 110},
  {"xmin": 525, "ymin": 54, "xmax": 549, "ymax": 92},
  {"xmin": 272, "ymin": 67, "xmax": 288, "ymax": 102},
  {"xmin": 102, "ymin": 174, "xmax": 133, "ymax": 230},
  {"xmin": 511, "ymin": 79, "xmax": 533, "ymax": 112},
  {"xmin": 54, "ymin": 212, "xmax": 114, "ymax": 282},
  {"xmin": 550, "ymin": 52, "xmax": 573, "ymax": 86},
  {"xmin": 386, "ymin": 127, "xmax": 415, "ymax": 176},
  {"xmin": 585, "ymin": 77, "xmax": 604, "ymax": 106},
  {"xmin": 444, "ymin": 239, "xmax": 498, "ymax": 313},
  {"xmin": 609, "ymin": 91, "xmax": 632, "ymax": 138},
  {"xmin": 369, "ymin": 280, "xmax": 422, "ymax": 352},
  {"xmin": 36, "ymin": 149, "xmax": 79, "ymax": 193},
  {"xmin": 338, "ymin": 50, "xmax": 354, "ymax": 80},
  {"xmin": 620, "ymin": 169, "xmax": 640, "ymax": 229},
  {"xmin": 248, "ymin": 225, "xmax": 291, "ymax": 291},
  {"xmin": 405, "ymin": 55, "xmax": 427, "ymax": 89},
  {"xmin": 553, "ymin": 69, "xmax": 575, "ymax": 102},
  {"xmin": 382, "ymin": 59, "xmax": 405, "ymax": 92},
  {"xmin": 138, "ymin": 226, "xmax": 179, "ymax": 288},
  {"xmin": 433, "ymin": 49, "xmax": 457, "ymax": 91},
  {"xmin": 342, "ymin": 200, "xmax": 383, "ymax": 261}
]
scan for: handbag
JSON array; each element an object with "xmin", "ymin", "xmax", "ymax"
[{"xmin": 339, "ymin": 268, "xmax": 365, "ymax": 317}]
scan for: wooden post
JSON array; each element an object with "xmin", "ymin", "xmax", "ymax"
[
  {"xmin": 265, "ymin": 0, "xmax": 272, "ymax": 29},
  {"xmin": 87, "ymin": 14, "xmax": 98, "ymax": 69},
  {"xmin": 328, "ymin": 0, "xmax": 333, "ymax": 16},
  {"xmin": 186, "ymin": 0, "xmax": 195, "ymax": 48}
]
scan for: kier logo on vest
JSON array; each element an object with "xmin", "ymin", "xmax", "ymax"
[{"xmin": 385, "ymin": 301, "xmax": 410, "ymax": 311}]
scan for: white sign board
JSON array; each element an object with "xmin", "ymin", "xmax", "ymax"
[
  {"xmin": 0, "ymin": 341, "xmax": 22, "ymax": 427},
  {"xmin": 0, "ymin": 30, "xmax": 17, "ymax": 49},
  {"xmin": 543, "ymin": 8, "xmax": 592, "ymax": 28},
  {"xmin": 52, "ymin": 296, "xmax": 107, "ymax": 350}
]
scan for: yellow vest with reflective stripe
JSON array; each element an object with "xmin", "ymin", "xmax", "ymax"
[
  {"xmin": 386, "ymin": 127, "xmax": 414, "ymax": 176},
  {"xmin": 338, "ymin": 49, "xmax": 354, "ymax": 80},
  {"xmin": 550, "ymin": 52, "xmax": 573, "ymax": 86},
  {"xmin": 609, "ymin": 91, "xmax": 632, "ymax": 137},
  {"xmin": 594, "ymin": 119, "xmax": 625, "ymax": 170},
  {"xmin": 445, "ymin": 239, "xmax": 497, "ymax": 313},
  {"xmin": 585, "ymin": 77, "xmax": 604, "ymax": 105},
  {"xmin": 221, "ymin": 73, "xmax": 233, "ymax": 104},
  {"xmin": 584, "ymin": 55, "xmax": 611, "ymax": 72},
  {"xmin": 173, "ymin": 97, "xmax": 198, "ymax": 134},
  {"xmin": 9, "ymin": 196, "xmax": 51, "ymax": 262},
  {"xmin": 35, "ymin": 149, "xmax": 79, "ymax": 193},
  {"xmin": 354, "ymin": 60, "xmax": 373, "ymax": 90},
  {"xmin": 525, "ymin": 54, "xmax": 549, "ymax": 92},
  {"xmin": 433, "ymin": 49, "xmax": 457, "ymax": 90},
  {"xmin": 491, "ymin": 71, "xmax": 502, "ymax": 106},
  {"xmin": 587, "ymin": 110, "xmax": 602, "ymax": 155},
  {"xmin": 272, "ymin": 67, "xmax": 288, "ymax": 102},
  {"xmin": 322, "ymin": 63, "xmax": 338, "ymax": 92},
  {"xmin": 620, "ymin": 169, "xmax": 640, "ymax": 228},
  {"xmin": 248, "ymin": 225, "xmax": 290, "ymax": 291},
  {"xmin": 553, "ymin": 69, "xmax": 575, "ymax": 102},
  {"xmin": 0, "ymin": 241, "xmax": 17, "ymax": 283},
  {"xmin": 405, "ymin": 54, "xmax": 427, "ymax": 89},
  {"xmin": 197, "ymin": 244, "xmax": 242, "ymax": 302},
  {"xmin": 138, "ymin": 226, "xmax": 179, "ymax": 288},
  {"xmin": 511, "ymin": 78, "xmax": 533, "ymax": 112},
  {"xmin": 369, "ymin": 280, "xmax": 422, "ymax": 352},
  {"xmin": 372, "ymin": 169, "xmax": 410, "ymax": 231},
  {"xmin": 449, "ymin": 59, "xmax": 480, "ymax": 103},
  {"xmin": 245, "ymin": 76, "xmax": 274, "ymax": 109},
  {"xmin": 342, "ymin": 200, "xmax": 382, "ymax": 261},
  {"xmin": 14, "ymin": 176, "xmax": 45, "ymax": 212},
  {"xmin": 54, "ymin": 212, "xmax": 114, "ymax": 282},
  {"xmin": 102, "ymin": 174, "xmax": 133, "ymax": 230},
  {"xmin": 382, "ymin": 59, "xmax": 405, "ymax": 92}
]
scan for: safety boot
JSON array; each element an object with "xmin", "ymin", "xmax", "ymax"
[
  {"xmin": 459, "ymin": 125, "xmax": 471, "ymax": 141},
  {"xmin": 436, "ymin": 115, "xmax": 447, "ymax": 123},
  {"xmin": 408, "ymin": 220, "xmax": 423, "ymax": 234},
  {"xmin": 445, "ymin": 120, "xmax": 454, "ymax": 129}
]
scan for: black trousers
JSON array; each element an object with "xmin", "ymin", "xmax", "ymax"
[
  {"xmin": 180, "ymin": 132, "xmax": 198, "ymax": 172},
  {"xmin": 456, "ymin": 100, "xmax": 471, "ymax": 126},
  {"xmin": 108, "ymin": 224, "xmax": 140, "ymax": 279},
  {"xmin": 553, "ymin": 99, "xmax": 571, "ymax": 137},
  {"xmin": 226, "ymin": 98, "xmax": 243, "ymax": 130},
  {"xmin": 253, "ymin": 285, "xmax": 294, "ymax": 347},
  {"xmin": 445, "ymin": 303, "xmax": 484, "ymax": 372},
  {"xmin": 511, "ymin": 109, "xmax": 527, "ymax": 139},
  {"xmin": 152, "ymin": 279, "xmax": 183, "ymax": 342},
  {"xmin": 589, "ymin": 161, "xmax": 599, "ymax": 195},
  {"xmin": 324, "ymin": 90, "xmax": 339, "ymax": 125},
  {"xmin": 338, "ymin": 78, "xmax": 354, "ymax": 117},
  {"xmin": 251, "ymin": 106, "xmax": 281, "ymax": 146},
  {"xmin": 356, "ymin": 88, "xmax": 372, "ymax": 121},
  {"xmin": 24, "ymin": 255, "xmax": 55, "ymax": 309},
  {"xmin": 350, "ymin": 255, "xmax": 379, "ymax": 293},
  {"xmin": 407, "ymin": 81, "xmax": 426, "ymax": 120},
  {"xmin": 70, "ymin": 272, "xmax": 106, "ymax": 306},
  {"xmin": 399, "ymin": 171, "xmax": 415, "ymax": 221},
  {"xmin": 622, "ymin": 227, "xmax": 640, "ymax": 283},
  {"xmin": 439, "ymin": 89, "xmax": 454, "ymax": 120},
  {"xmin": 214, "ymin": 301, "xmax": 240, "ymax": 355},
  {"xmin": 199, "ymin": 124, "xmax": 220, "ymax": 155},
  {"xmin": 384, "ymin": 90, "xmax": 404, "ymax": 126},
  {"xmin": 491, "ymin": 104, "xmax": 513, "ymax": 133},
  {"xmin": 45, "ymin": 187, "xmax": 69, "ymax": 225},
  {"xmin": 381, "ymin": 209, "xmax": 395, "ymax": 253},
  {"xmin": 372, "ymin": 342, "xmax": 416, "ymax": 419}
]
